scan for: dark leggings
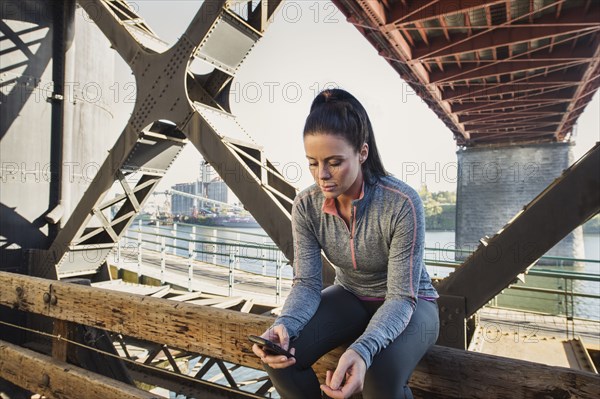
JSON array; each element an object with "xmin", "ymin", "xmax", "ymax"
[{"xmin": 264, "ymin": 285, "xmax": 439, "ymax": 399}]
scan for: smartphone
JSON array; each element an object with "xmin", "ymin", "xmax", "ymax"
[{"xmin": 248, "ymin": 335, "xmax": 295, "ymax": 358}]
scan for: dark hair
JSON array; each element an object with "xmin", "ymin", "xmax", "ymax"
[{"xmin": 303, "ymin": 88, "xmax": 388, "ymax": 183}]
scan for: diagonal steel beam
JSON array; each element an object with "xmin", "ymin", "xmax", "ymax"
[
  {"xmin": 437, "ymin": 143, "xmax": 600, "ymax": 317},
  {"xmin": 39, "ymin": 0, "xmax": 230, "ymax": 279},
  {"xmin": 181, "ymin": 107, "xmax": 296, "ymax": 261},
  {"xmin": 78, "ymin": 0, "xmax": 146, "ymax": 62},
  {"xmin": 40, "ymin": 0, "xmax": 296, "ymax": 280}
]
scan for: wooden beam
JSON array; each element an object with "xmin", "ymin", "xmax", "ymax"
[
  {"xmin": 52, "ymin": 320, "xmax": 71, "ymax": 362},
  {"xmin": 0, "ymin": 340, "xmax": 159, "ymax": 399},
  {"xmin": 1, "ymin": 271, "xmax": 600, "ymax": 398}
]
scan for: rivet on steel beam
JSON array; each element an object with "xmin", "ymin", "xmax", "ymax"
[
  {"xmin": 43, "ymin": 292, "xmax": 51, "ymax": 303},
  {"xmin": 441, "ymin": 306, "xmax": 447, "ymax": 313},
  {"xmin": 40, "ymin": 374, "xmax": 49, "ymax": 387},
  {"xmin": 50, "ymin": 295, "xmax": 58, "ymax": 306},
  {"xmin": 455, "ymin": 308, "xmax": 461, "ymax": 314},
  {"xmin": 441, "ymin": 320, "xmax": 447, "ymax": 326}
]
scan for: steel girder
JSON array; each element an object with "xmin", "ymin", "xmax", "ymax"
[
  {"xmin": 38, "ymin": 0, "xmax": 294, "ymax": 280},
  {"xmin": 332, "ymin": 0, "xmax": 600, "ymax": 146},
  {"xmin": 436, "ymin": 143, "xmax": 600, "ymax": 347}
]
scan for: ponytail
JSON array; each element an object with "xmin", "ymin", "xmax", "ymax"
[{"xmin": 303, "ymin": 89, "xmax": 388, "ymax": 183}]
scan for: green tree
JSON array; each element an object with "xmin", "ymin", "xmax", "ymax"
[{"xmin": 418, "ymin": 184, "xmax": 442, "ymax": 218}]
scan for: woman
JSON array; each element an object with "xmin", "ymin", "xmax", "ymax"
[{"xmin": 251, "ymin": 89, "xmax": 439, "ymax": 399}]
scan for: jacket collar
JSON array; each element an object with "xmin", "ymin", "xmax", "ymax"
[{"xmin": 322, "ymin": 180, "xmax": 371, "ymax": 217}]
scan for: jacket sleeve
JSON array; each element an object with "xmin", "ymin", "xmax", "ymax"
[
  {"xmin": 348, "ymin": 189, "xmax": 425, "ymax": 368},
  {"xmin": 270, "ymin": 196, "xmax": 323, "ymax": 339}
]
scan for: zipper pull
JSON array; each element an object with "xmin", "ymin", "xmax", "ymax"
[{"xmin": 350, "ymin": 206, "xmax": 355, "ymax": 238}]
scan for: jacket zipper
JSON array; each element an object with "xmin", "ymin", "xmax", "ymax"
[
  {"xmin": 350, "ymin": 205, "xmax": 358, "ymax": 270},
  {"xmin": 333, "ymin": 205, "xmax": 359, "ymax": 270}
]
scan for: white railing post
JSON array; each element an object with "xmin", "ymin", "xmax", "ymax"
[
  {"xmin": 212, "ymin": 229, "xmax": 217, "ymax": 266},
  {"xmin": 155, "ymin": 221, "xmax": 160, "ymax": 252},
  {"xmin": 137, "ymin": 243, "xmax": 143, "ymax": 284},
  {"xmin": 261, "ymin": 238, "xmax": 267, "ymax": 276},
  {"xmin": 236, "ymin": 233, "xmax": 241, "ymax": 269},
  {"xmin": 137, "ymin": 220, "xmax": 143, "ymax": 283},
  {"xmin": 116, "ymin": 237, "xmax": 122, "ymax": 267},
  {"xmin": 229, "ymin": 246, "xmax": 236, "ymax": 297},
  {"xmin": 160, "ymin": 236, "xmax": 166, "ymax": 285},
  {"xmin": 276, "ymin": 250, "xmax": 282, "ymax": 304},
  {"xmin": 188, "ymin": 239, "xmax": 195, "ymax": 292},
  {"xmin": 172, "ymin": 223, "xmax": 178, "ymax": 255}
]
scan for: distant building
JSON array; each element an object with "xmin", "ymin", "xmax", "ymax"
[
  {"xmin": 170, "ymin": 162, "xmax": 231, "ymax": 216},
  {"xmin": 207, "ymin": 179, "xmax": 228, "ymax": 203},
  {"xmin": 171, "ymin": 182, "xmax": 198, "ymax": 216},
  {"xmin": 201, "ymin": 161, "xmax": 229, "ymax": 204}
]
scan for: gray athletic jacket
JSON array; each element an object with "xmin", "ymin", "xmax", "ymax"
[{"xmin": 272, "ymin": 175, "xmax": 439, "ymax": 368}]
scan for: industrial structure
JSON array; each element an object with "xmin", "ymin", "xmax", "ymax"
[{"xmin": 0, "ymin": 0, "xmax": 599, "ymax": 398}]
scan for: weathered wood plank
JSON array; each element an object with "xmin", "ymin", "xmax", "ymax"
[
  {"xmin": 0, "ymin": 340, "xmax": 160, "ymax": 399},
  {"xmin": 51, "ymin": 320, "xmax": 70, "ymax": 362},
  {"xmin": 1, "ymin": 272, "xmax": 598, "ymax": 398},
  {"xmin": 240, "ymin": 299, "xmax": 254, "ymax": 313}
]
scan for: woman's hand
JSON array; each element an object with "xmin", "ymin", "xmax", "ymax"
[
  {"xmin": 320, "ymin": 349, "xmax": 366, "ymax": 399},
  {"xmin": 251, "ymin": 324, "xmax": 296, "ymax": 369}
]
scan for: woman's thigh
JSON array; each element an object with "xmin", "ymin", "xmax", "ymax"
[
  {"xmin": 362, "ymin": 299, "xmax": 439, "ymax": 398},
  {"xmin": 289, "ymin": 284, "xmax": 372, "ymax": 368}
]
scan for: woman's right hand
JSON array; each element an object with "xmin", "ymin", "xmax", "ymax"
[{"xmin": 252, "ymin": 324, "xmax": 296, "ymax": 369}]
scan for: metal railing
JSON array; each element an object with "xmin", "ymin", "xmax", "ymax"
[
  {"xmin": 117, "ymin": 220, "xmax": 599, "ymax": 325},
  {"xmin": 117, "ymin": 220, "xmax": 289, "ymax": 303}
]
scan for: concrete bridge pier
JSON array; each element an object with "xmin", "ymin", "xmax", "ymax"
[{"xmin": 455, "ymin": 142, "xmax": 585, "ymax": 265}]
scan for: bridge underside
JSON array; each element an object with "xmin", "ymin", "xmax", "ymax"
[{"xmin": 332, "ymin": 0, "xmax": 600, "ymax": 146}]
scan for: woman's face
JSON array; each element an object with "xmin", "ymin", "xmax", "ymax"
[{"xmin": 304, "ymin": 133, "xmax": 368, "ymax": 200}]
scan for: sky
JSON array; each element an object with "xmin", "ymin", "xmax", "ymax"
[{"xmin": 112, "ymin": 0, "xmax": 600, "ymax": 196}]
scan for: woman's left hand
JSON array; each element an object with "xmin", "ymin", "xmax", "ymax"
[{"xmin": 320, "ymin": 349, "xmax": 366, "ymax": 399}]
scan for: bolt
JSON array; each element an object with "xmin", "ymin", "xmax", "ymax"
[
  {"xmin": 43, "ymin": 292, "xmax": 51, "ymax": 303},
  {"xmin": 50, "ymin": 295, "xmax": 58, "ymax": 306},
  {"xmin": 441, "ymin": 306, "xmax": 447, "ymax": 312}
]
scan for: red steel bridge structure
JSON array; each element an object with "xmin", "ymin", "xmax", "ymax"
[{"xmin": 333, "ymin": 0, "xmax": 600, "ymax": 146}]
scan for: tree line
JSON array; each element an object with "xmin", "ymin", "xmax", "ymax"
[
  {"xmin": 417, "ymin": 185, "xmax": 599, "ymax": 233},
  {"xmin": 418, "ymin": 185, "xmax": 456, "ymax": 231}
]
